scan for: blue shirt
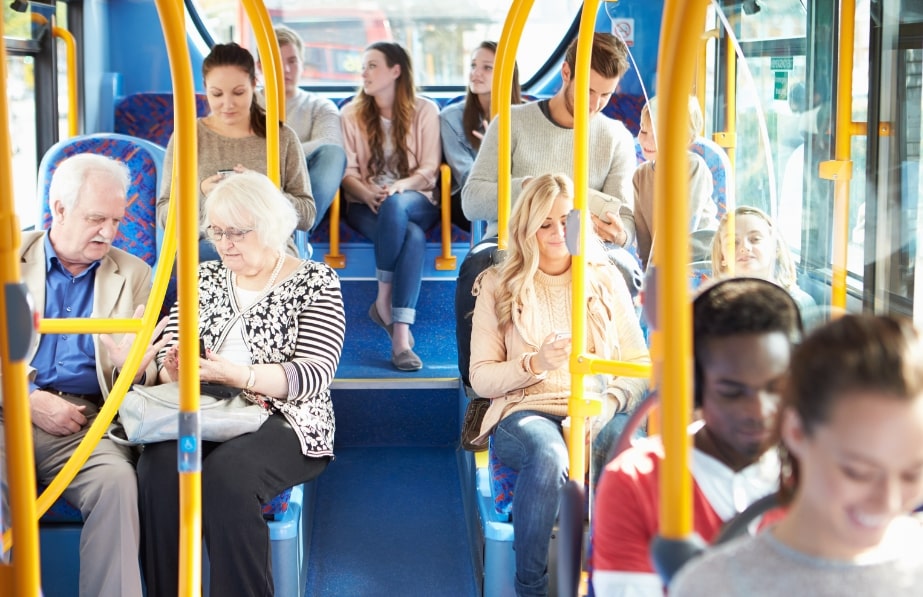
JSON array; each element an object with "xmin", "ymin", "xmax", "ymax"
[{"xmin": 29, "ymin": 235, "xmax": 101, "ymax": 395}]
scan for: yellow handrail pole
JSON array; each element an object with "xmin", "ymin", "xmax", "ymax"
[
  {"xmin": 241, "ymin": 0, "xmax": 282, "ymax": 185},
  {"xmin": 493, "ymin": 0, "xmax": 533, "ymax": 251},
  {"xmin": 324, "ymin": 190, "xmax": 345, "ymax": 268},
  {"xmin": 39, "ymin": 318, "xmax": 141, "ymax": 334},
  {"xmin": 697, "ymin": 30, "xmax": 719, "ymax": 125},
  {"xmin": 30, "ymin": 15, "xmax": 79, "ymax": 139},
  {"xmin": 436, "ymin": 164, "xmax": 457, "ymax": 269},
  {"xmin": 152, "ymin": 1, "xmax": 201, "ymax": 595},
  {"xmin": 566, "ymin": 1, "xmax": 601, "ymax": 482},
  {"xmin": 0, "ymin": 14, "xmax": 42, "ymax": 594},
  {"xmin": 724, "ymin": 34, "xmax": 736, "ymax": 169},
  {"xmin": 820, "ymin": 0, "xmax": 856, "ymax": 310},
  {"xmin": 53, "ymin": 26, "xmax": 79, "ymax": 138},
  {"xmin": 655, "ymin": 0, "xmax": 707, "ymax": 540}
]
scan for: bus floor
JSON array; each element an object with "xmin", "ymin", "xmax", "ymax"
[{"xmin": 302, "ymin": 277, "xmax": 478, "ymax": 595}]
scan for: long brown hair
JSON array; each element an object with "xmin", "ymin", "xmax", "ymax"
[
  {"xmin": 355, "ymin": 42, "xmax": 416, "ymax": 179},
  {"xmin": 777, "ymin": 315, "xmax": 923, "ymax": 504},
  {"xmin": 462, "ymin": 41, "xmax": 522, "ymax": 151},
  {"xmin": 202, "ymin": 43, "xmax": 268, "ymax": 138}
]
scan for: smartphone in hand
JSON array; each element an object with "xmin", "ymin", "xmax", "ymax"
[
  {"xmin": 553, "ymin": 331, "xmax": 571, "ymax": 342},
  {"xmin": 199, "ymin": 338, "xmax": 207, "ymax": 359}
]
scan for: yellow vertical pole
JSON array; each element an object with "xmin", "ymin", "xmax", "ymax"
[
  {"xmin": 53, "ymin": 27, "xmax": 79, "ymax": 138},
  {"xmin": 0, "ymin": 14, "xmax": 42, "ymax": 595},
  {"xmin": 493, "ymin": 0, "xmax": 534, "ymax": 251},
  {"xmin": 152, "ymin": 1, "xmax": 201, "ymax": 595},
  {"xmin": 724, "ymin": 34, "xmax": 737, "ymax": 169},
  {"xmin": 656, "ymin": 0, "xmax": 709, "ymax": 540},
  {"xmin": 827, "ymin": 0, "xmax": 856, "ymax": 310},
  {"xmin": 241, "ymin": 0, "xmax": 283, "ymax": 184},
  {"xmin": 566, "ymin": 2, "xmax": 601, "ymax": 482}
]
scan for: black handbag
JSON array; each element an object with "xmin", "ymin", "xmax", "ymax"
[{"xmin": 460, "ymin": 397, "xmax": 490, "ymax": 452}]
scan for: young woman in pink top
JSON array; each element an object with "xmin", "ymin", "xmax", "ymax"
[{"xmin": 340, "ymin": 42, "xmax": 441, "ymax": 372}]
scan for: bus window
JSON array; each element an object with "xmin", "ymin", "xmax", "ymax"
[
  {"xmin": 191, "ymin": 0, "xmax": 580, "ymax": 88},
  {"xmin": 271, "ymin": 9, "xmax": 392, "ymax": 84}
]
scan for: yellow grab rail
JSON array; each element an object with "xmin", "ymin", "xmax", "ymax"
[
  {"xmin": 819, "ymin": 0, "xmax": 856, "ymax": 310},
  {"xmin": 152, "ymin": 0, "xmax": 201, "ymax": 594},
  {"xmin": 435, "ymin": 164, "xmax": 458, "ymax": 270},
  {"xmin": 566, "ymin": 3, "xmax": 599, "ymax": 482},
  {"xmin": 54, "ymin": 26, "xmax": 79, "ymax": 138},
  {"xmin": 30, "ymin": 14, "xmax": 79, "ymax": 138},
  {"xmin": 0, "ymin": 12, "xmax": 42, "ymax": 594},
  {"xmin": 654, "ymin": 0, "xmax": 709, "ymax": 540},
  {"xmin": 493, "ymin": 0, "xmax": 533, "ymax": 251},
  {"xmin": 240, "ymin": 0, "xmax": 282, "ymax": 185}
]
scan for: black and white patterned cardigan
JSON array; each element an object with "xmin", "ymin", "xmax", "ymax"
[{"xmin": 157, "ymin": 260, "xmax": 346, "ymax": 457}]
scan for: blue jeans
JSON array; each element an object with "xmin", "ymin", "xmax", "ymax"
[
  {"xmin": 591, "ymin": 410, "xmax": 646, "ymax": 488},
  {"xmin": 346, "ymin": 191, "xmax": 439, "ymax": 324},
  {"xmin": 306, "ymin": 144, "xmax": 347, "ymax": 234},
  {"xmin": 493, "ymin": 410, "xmax": 569, "ymax": 597}
]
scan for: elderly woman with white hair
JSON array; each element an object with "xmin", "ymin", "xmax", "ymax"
[{"xmin": 137, "ymin": 171, "xmax": 345, "ymax": 597}]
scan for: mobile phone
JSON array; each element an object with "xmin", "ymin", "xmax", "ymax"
[
  {"xmin": 199, "ymin": 338, "xmax": 207, "ymax": 358},
  {"xmin": 218, "ymin": 169, "xmax": 235, "ymax": 177},
  {"xmin": 554, "ymin": 331, "xmax": 571, "ymax": 342}
]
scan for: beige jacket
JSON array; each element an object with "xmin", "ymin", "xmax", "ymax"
[
  {"xmin": 468, "ymin": 264, "xmax": 649, "ymax": 446},
  {"xmin": 18, "ymin": 230, "xmax": 157, "ymax": 399}
]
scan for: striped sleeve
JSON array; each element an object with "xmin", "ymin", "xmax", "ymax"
[{"xmin": 281, "ymin": 274, "xmax": 346, "ymax": 401}]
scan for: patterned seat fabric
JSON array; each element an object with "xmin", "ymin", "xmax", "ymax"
[
  {"xmin": 689, "ymin": 136, "xmax": 732, "ymax": 218},
  {"xmin": 602, "ymin": 94, "xmax": 646, "ymax": 137},
  {"xmin": 114, "ymin": 93, "xmax": 210, "ymax": 147},
  {"xmin": 38, "ymin": 133, "xmax": 164, "ymax": 266},
  {"xmin": 488, "ymin": 436, "xmax": 516, "ymax": 519},
  {"xmin": 261, "ymin": 485, "xmax": 293, "ymax": 519}
]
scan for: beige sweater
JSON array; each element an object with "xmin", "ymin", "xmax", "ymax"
[
  {"xmin": 633, "ymin": 151, "xmax": 718, "ymax": 266},
  {"xmin": 469, "ymin": 264, "xmax": 649, "ymax": 445},
  {"xmin": 157, "ymin": 118, "xmax": 314, "ymax": 231}
]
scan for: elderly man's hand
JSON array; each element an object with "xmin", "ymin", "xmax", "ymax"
[{"xmin": 30, "ymin": 391, "xmax": 88, "ymax": 436}]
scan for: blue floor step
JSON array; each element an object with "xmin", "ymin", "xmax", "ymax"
[
  {"xmin": 305, "ymin": 446, "xmax": 478, "ymax": 596},
  {"xmin": 334, "ymin": 279, "xmax": 460, "ymax": 385}
]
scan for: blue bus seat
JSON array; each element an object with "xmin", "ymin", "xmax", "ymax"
[
  {"xmin": 487, "ymin": 435, "xmax": 516, "ymax": 520},
  {"xmin": 601, "ymin": 93, "xmax": 646, "ymax": 136},
  {"xmin": 689, "ymin": 136, "xmax": 733, "ymax": 218},
  {"xmin": 37, "ymin": 133, "xmax": 165, "ymax": 267},
  {"xmin": 39, "ymin": 482, "xmax": 310, "ymax": 596},
  {"xmin": 476, "ymin": 460, "xmax": 565, "ymax": 597},
  {"xmin": 114, "ymin": 92, "xmax": 210, "ymax": 147}
]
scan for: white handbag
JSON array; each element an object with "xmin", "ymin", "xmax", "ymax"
[{"xmin": 111, "ymin": 381, "xmax": 269, "ymax": 445}]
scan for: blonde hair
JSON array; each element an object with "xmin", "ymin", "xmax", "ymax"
[
  {"xmin": 640, "ymin": 95, "xmax": 703, "ymax": 145},
  {"xmin": 493, "ymin": 173, "xmax": 609, "ymax": 327},
  {"xmin": 711, "ymin": 205, "xmax": 797, "ymax": 289}
]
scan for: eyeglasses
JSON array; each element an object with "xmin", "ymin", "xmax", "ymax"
[{"xmin": 206, "ymin": 226, "xmax": 252, "ymax": 242}]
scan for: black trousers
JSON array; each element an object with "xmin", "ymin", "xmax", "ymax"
[{"xmin": 137, "ymin": 413, "xmax": 329, "ymax": 597}]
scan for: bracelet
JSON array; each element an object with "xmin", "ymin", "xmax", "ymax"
[
  {"xmin": 521, "ymin": 352, "xmax": 541, "ymax": 377},
  {"xmin": 245, "ymin": 366, "xmax": 256, "ymax": 390}
]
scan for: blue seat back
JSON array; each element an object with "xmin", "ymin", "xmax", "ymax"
[
  {"xmin": 114, "ymin": 92, "xmax": 210, "ymax": 147},
  {"xmin": 689, "ymin": 136, "xmax": 733, "ymax": 218},
  {"xmin": 38, "ymin": 133, "xmax": 165, "ymax": 266}
]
